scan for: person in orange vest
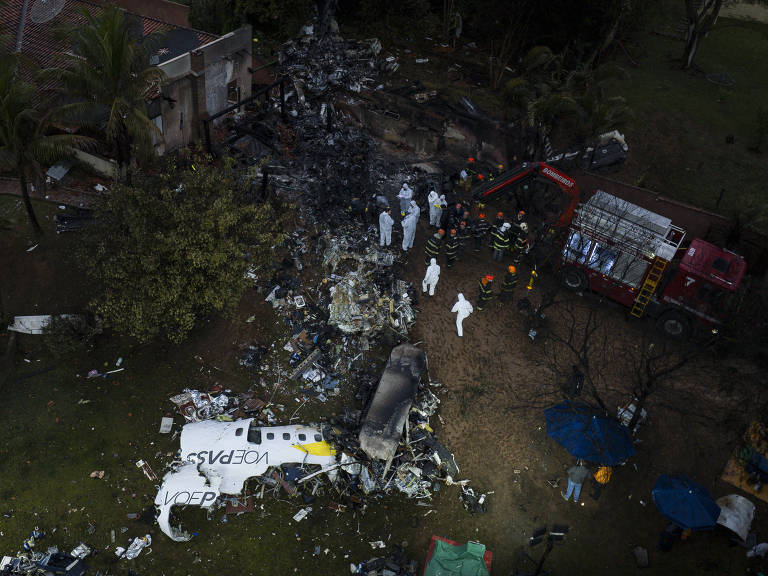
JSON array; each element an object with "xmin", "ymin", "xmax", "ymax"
[{"xmin": 591, "ymin": 465, "xmax": 613, "ymax": 500}]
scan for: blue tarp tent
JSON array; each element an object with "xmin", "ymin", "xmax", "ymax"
[{"xmin": 545, "ymin": 401, "xmax": 635, "ymax": 465}]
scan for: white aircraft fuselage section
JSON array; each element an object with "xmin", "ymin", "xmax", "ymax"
[{"xmin": 155, "ymin": 419, "xmax": 337, "ymax": 541}]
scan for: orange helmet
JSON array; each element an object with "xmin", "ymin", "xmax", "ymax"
[
  {"xmin": 481, "ymin": 277, "xmax": 488, "ymax": 285},
  {"xmin": 486, "ymin": 274, "xmax": 494, "ymax": 281},
  {"xmin": 438, "ymin": 228, "xmax": 446, "ymax": 236},
  {"xmin": 497, "ymin": 211, "xmax": 504, "ymax": 218},
  {"xmin": 450, "ymin": 229, "xmax": 457, "ymax": 235},
  {"xmin": 477, "ymin": 173, "xmax": 484, "ymax": 180},
  {"xmin": 468, "ymin": 157, "xmax": 475, "ymax": 163},
  {"xmin": 508, "ymin": 266, "xmax": 516, "ymax": 274},
  {"xmin": 478, "ymin": 213, "xmax": 485, "ymax": 219}
]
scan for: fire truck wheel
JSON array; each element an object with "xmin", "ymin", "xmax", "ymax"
[
  {"xmin": 562, "ymin": 267, "xmax": 587, "ymax": 291},
  {"xmin": 657, "ymin": 310, "xmax": 691, "ymax": 339}
]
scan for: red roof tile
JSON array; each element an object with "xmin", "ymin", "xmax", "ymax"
[{"xmin": 1, "ymin": 0, "xmax": 218, "ymax": 76}]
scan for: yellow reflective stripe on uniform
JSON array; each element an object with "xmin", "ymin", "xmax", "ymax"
[{"xmin": 292, "ymin": 441, "xmax": 337, "ymax": 457}]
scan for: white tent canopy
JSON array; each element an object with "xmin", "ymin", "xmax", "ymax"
[{"xmin": 716, "ymin": 494, "xmax": 755, "ymax": 541}]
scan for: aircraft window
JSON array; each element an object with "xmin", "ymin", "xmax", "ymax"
[
  {"xmin": 235, "ymin": 428, "xmax": 243, "ymax": 437},
  {"xmin": 298, "ymin": 434, "xmax": 307, "ymax": 441},
  {"xmin": 247, "ymin": 422, "xmax": 261, "ymax": 444},
  {"xmin": 282, "ymin": 433, "xmax": 291, "ymax": 440},
  {"xmin": 266, "ymin": 432, "xmax": 274, "ymax": 440},
  {"xmin": 314, "ymin": 434, "xmax": 322, "ymax": 442}
]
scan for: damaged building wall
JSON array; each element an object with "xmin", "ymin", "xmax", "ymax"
[{"xmin": 157, "ymin": 26, "xmax": 253, "ymax": 153}]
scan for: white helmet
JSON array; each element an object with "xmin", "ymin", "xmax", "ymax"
[{"xmin": 520, "ymin": 222, "xmax": 529, "ymax": 232}]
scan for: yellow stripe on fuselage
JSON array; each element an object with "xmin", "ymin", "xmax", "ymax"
[{"xmin": 292, "ymin": 441, "xmax": 337, "ymax": 457}]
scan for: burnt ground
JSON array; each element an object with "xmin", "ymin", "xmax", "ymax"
[{"xmin": 397, "ymin": 213, "xmax": 768, "ymax": 575}]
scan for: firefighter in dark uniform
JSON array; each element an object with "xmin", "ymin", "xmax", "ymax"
[
  {"xmin": 449, "ymin": 202, "xmax": 466, "ymax": 230},
  {"xmin": 445, "ymin": 228, "xmax": 460, "ymax": 269},
  {"xmin": 457, "ymin": 220, "xmax": 471, "ymax": 256},
  {"xmin": 491, "ymin": 222, "xmax": 511, "ymax": 262},
  {"xmin": 472, "ymin": 213, "xmax": 490, "ymax": 252},
  {"xmin": 477, "ymin": 275, "xmax": 495, "ymax": 311},
  {"xmin": 511, "ymin": 222, "xmax": 529, "ymax": 266},
  {"xmin": 424, "ymin": 229, "xmax": 444, "ymax": 266},
  {"xmin": 490, "ymin": 211, "xmax": 504, "ymax": 248},
  {"xmin": 499, "ymin": 265, "xmax": 518, "ymax": 303}
]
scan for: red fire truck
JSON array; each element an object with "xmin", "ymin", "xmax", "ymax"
[
  {"xmin": 472, "ymin": 163, "xmax": 747, "ymax": 338},
  {"xmin": 560, "ymin": 190, "xmax": 747, "ymax": 338}
]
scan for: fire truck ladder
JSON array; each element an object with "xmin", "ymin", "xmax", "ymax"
[{"xmin": 630, "ymin": 258, "xmax": 668, "ymax": 318}]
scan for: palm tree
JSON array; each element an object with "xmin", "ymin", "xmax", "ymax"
[
  {"xmin": 565, "ymin": 64, "xmax": 632, "ymax": 138},
  {"xmin": 0, "ymin": 60, "xmax": 92, "ymax": 234},
  {"xmin": 45, "ymin": 5, "xmax": 165, "ymax": 179},
  {"xmin": 504, "ymin": 46, "xmax": 583, "ymax": 159}
]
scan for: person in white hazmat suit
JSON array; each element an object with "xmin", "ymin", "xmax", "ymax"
[
  {"xmin": 401, "ymin": 212, "xmax": 418, "ymax": 251},
  {"xmin": 422, "ymin": 258, "xmax": 441, "ymax": 296},
  {"xmin": 397, "ymin": 182, "xmax": 413, "ymax": 215},
  {"xmin": 427, "ymin": 189, "xmax": 441, "ymax": 227},
  {"xmin": 451, "ymin": 293, "xmax": 474, "ymax": 337},
  {"xmin": 379, "ymin": 206, "xmax": 394, "ymax": 247},
  {"xmin": 408, "ymin": 199, "xmax": 420, "ymax": 218}
]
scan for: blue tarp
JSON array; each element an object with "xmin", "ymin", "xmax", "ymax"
[
  {"xmin": 652, "ymin": 474, "xmax": 721, "ymax": 530},
  {"xmin": 544, "ymin": 401, "xmax": 635, "ymax": 465}
]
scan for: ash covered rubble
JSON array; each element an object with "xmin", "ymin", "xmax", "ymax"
[
  {"xmin": 152, "ymin": 344, "xmax": 489, "ymax": 541},
  {"xmin": 149, "ymin": 20, "xmax": 488, "ymax": 547}
]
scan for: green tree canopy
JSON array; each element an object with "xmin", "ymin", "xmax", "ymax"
[{"xmin": 81, "ymin": 155, "xmax": 287, "ymax": 343}]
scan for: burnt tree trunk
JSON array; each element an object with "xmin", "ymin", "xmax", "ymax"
[
  {"xmin": 681, "ymin": 0, "xmax": 723, "ymax": 70},
  {"xmin": 19, "ymin": 171, "xmax": 42, "ymax": 234}
]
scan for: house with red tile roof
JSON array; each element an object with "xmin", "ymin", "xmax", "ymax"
[{"xmin": 1, "ymin": 0, "xmax": 252, "ymax": 156}]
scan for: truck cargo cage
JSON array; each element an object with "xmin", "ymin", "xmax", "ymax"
[{"xmin": 571, "ymin": 191, "xmax": 686, "ymax": 263}]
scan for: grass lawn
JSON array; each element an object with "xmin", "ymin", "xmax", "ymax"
[{"xmin": 602, "ymin": 13, "xmax": 768, "ymax": 224}]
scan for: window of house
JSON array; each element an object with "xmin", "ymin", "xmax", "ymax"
[
  {"xmin": 150, "ymin": 115, "xmax": 163, "ymax": 146},
  {"xmin": 227, "ymin": 80, "xmax": 240, "ymax": 106}
]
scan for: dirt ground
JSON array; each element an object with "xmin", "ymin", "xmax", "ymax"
[{"xmin": 396, "ymin": 212, "xmax": 768, "ymax": 575}]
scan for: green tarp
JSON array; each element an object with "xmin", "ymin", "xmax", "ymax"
[{"xmin": 423, "ymin": 539, "xmax": 490, "ymax": 576}]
